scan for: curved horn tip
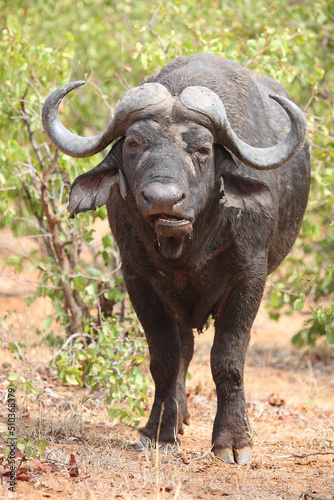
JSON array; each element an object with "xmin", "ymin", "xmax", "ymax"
[
  {"xmin": 268, "ymin": 93, "xmax": 290, "ymax": 104},
  {"xmin": 61, "ymin": 80, "xmax": 86, "ymax": 95},
  {"xmin": 269, "ymin": 93, "xmax": 307, "ymax": 137},
  {"xmin": 67, "ymin": 80, "xmax": 86, "ymax": 88},
  {"xmin": 269, "ymin": 94, "xmax": 306, "ymax": 118},
  {"xmin": 43, "ymin": 81, "xmax": 87, "ymax": 110}
]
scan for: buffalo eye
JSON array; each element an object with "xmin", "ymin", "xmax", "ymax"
[
  {"xmin": 195, "ymin": 146, "xmax": 211, "ymax": 158},
  {"xmin": 126, "ymin": 139, "xmax": 141, "ymax": 151}
]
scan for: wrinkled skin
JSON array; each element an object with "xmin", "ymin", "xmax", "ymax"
[{"xmin": 52, "ymin": 55, "xmax": 311, "ymax": 464}]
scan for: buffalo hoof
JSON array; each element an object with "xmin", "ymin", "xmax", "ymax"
[
  {"xmin": 214, "ymin": 446, "xmax": 252, "ymax": 465},
  {"xmin": 214, "ymin": 448, "xmax": 235, "ymax": 464},
  {"xmin": 179, "ymin": 413, "xmax": 191, "ymax": 434},
  {"xmin": 183, "ymin": 415, "xmax": 190, "ymax": 426},
  {"xmin": 136, "ymin": 436, "xmax": 177, "ymax": 453}
]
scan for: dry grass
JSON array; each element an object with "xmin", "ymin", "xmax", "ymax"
[
  {"xmin": 1, "ymin": 327, "xmax": 333, "ymax": 499},
  {"xmin": 1, "ymin": 230, "xmax": 334, "ymax": 499}
]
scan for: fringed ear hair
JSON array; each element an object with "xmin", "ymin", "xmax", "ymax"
[
  {"xmin": 219, "ymin": 176, "xmax": 226, "ymax": 206},
  {"xmin": 118, "ymin": 169, "xmax": 127, "ymax": 200}
]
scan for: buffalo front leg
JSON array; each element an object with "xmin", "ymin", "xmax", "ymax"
[
  {"xmin": 211, "ymin": 277, "xmax": 266, "ymax": 465},
  {"xmin": 143, "ymin": 319, "xmax": 182, "ymax": 446},
  {"xmin": 124, "ymin": 271, "xmax": 182, "ymax": 447}
]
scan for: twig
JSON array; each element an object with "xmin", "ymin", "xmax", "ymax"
[
  {"xmin": 299, "ymin": 492, "xmax": 332, "ymax": 500},
  {"xmin": 19, "ymin": 93, "xmax": 45, "ymax": 170},
  {"xmin": 68, "ymin": 264, "xmax": 122, "ymax": 281},
  {"xmin": 0, "ymin": 323, "xmax": 28, "ymax": 363},
  {"xmin": 148, "ymin": 4, "xmax": 168, "ymax": 55},
  {"xmin": 88, "ymin": 80, "xmax": 115, "ymax": 115},
  {"xmin": 16, "ymin": 216, "xmax": 51, "ymax": 235},
  {"xmin": 1, "ymin": 326, "xmax": 91, "ymax": 365},
  {"xmin": 0, "ymin": 186, "xmax": 17, "ymax": 192},
  {"xmin": 172, "ymin": 482, "xmax": 182, "ymax": 500},
  {"xmin": 268, "ymin": 451, "xmax": 334, "ymax": 460},
  {"xmin": 191, "ymin": 449, "xmax": 214, "ymax": 461},
  {"xmin": 37, "ymin": 333, "xmax": 92, "ymax": 365},
  {"xmin": 109, "ymin": 366, "xmax": 124, "ymax": 380},
  {"xmin": 0, "ymin": 273, "xmax": 62, "ymax": 290},
  {"xmin": 266, "ymin": 278, "xmax": 296, "ymax": 296}
]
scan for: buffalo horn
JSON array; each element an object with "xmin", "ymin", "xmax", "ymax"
[
  {"xmin": 42, "ymin": 82, "xmax": 173, "ymax": 158},
  {"xmin": 179, "ymin": 86, "xmax": 307, "ymax": 170}
]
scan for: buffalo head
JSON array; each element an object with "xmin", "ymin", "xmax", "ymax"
[{"xmin": 42, "ymin": 79, "xmax": 307, "ymax": 260}]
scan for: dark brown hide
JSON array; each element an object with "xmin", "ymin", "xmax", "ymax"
[{"xmin": 42, "ymin": 54, "xmax": 310, "ymax": 465}]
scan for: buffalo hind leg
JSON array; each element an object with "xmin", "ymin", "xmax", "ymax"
[
  {"xmin": 177, "ymin": 326, "xmax": 194, "ymax": 434},
  {"xmin": 211, "ymin": 276, "xmax": 266, "ymax": 464}
]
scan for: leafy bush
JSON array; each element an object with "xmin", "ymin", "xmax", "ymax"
[{"xmin": 0, "ymin": 18, "xmax": 149, "ymax": 423}]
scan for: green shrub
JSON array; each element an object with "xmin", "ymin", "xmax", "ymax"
[{"xmin": 0, "ymin": 19, "xmax": 150, "ymax": 423}]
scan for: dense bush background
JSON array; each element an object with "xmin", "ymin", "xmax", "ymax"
[{"xmin": 0, "ymin": 0, "xmax": 333, "ymax": 421}]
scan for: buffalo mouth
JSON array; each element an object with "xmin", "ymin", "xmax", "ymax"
[
  {"xmin": 153, "ymin": 214, "xmax": 193, "ymax": 238},
  {"xmin": 150, "ymin": 214, "xmax": 193, "ymax": 260}
]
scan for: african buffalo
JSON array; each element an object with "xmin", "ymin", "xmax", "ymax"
[{"xmin": 42, "ymin": 53, "xmax": 310, "ymax": 464}]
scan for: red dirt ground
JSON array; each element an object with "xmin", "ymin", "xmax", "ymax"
[{"xmin": 0, "ymin": 229, "xmax": 333, "ymax": 499}]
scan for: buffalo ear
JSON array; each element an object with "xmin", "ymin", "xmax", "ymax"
[
  {"xmin": 69, "ymin": 169, "xmax": 119, "ymax": 217},
  {"xmin": 220, "ymin": 173, "xmax": 272, "ymax": 215},
  {"xmin": 69, "ymin": 140, "xmax": 125, "ymax": 217},
  {"xmin": 215, "ymin": 146, "xmax": 271, "ymax": 214}
]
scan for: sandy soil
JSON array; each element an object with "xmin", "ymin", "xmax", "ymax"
[{"xmin": 0, "ymin": 230, "xmax": 333, "ymax": 499}]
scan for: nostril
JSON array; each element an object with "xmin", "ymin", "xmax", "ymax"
[
  {"xmin": 176, "ymin": 192, "xmax": 186, "ymax": 204},
  {"xmin": 141, "ymin": 192, "xmax": 151, "ymax": 206},
  {"xmin": 139, "ymin": 183, "xmax": 186, "ymax": 213}
]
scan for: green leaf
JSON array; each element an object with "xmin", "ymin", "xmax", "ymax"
[
  {"xmin": 7, "ymin": 15, "xmax": 19, "ymax": 35},
  {"xmin": 321, "ymin": 175, "xmax": 334, "ymax": 185},
  {"xmin": 66, "ymin": 373, "xmax": 81, "ymax": 386},
  {"xmin": 326, "ymin": 330, "xmax": 334, "ymax": 345},
  {"xmin": 43, "ymin": 316, "xmax": 53, "ymax": 330},
  {"xmin": 86, "ymin": 267, "xmax": 102, "ymax": 277},
  {"xmin": 288, "ymin": 272, "xmax": 298, "ymax": 283},
  {"xmin": 294, "ymin": 295, "xmax": 306, "ymax": 312},
  {"xmin": 269, "ymin": 39, "xmax": 281, "ymax": 53},
  {"xmin": 84, "ymin": 283, "xmax": 96, "ymax": 297},
  {"xmin": 140, "ymin": 53, "xmax": 148, "ymax": 70}
]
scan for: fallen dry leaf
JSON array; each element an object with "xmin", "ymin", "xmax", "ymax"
[
  {"xmin": 160, "ymin": 485, "xmax": 173, "ymax": 492},
  {"xmin": 68, "ymin": 453, "xmax": 79, "ymax": 478},
  {"xmin": 16, "ymin": 467, "xmax": 30, "ymax": 481},
  {"xmin": 15, "ymin": 449, "xmax": 27, "ymax": 460},
  {"xmin": 268, "ymin": 393, "xmax": 286, "ymax": 407},
  {"xmin": 30, "ymin": 458, "xmax": 46, "ymax": 470}
]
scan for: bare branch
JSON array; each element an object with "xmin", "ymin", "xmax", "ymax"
[
  {"xmin": 38, "ymin": 333, "xmax": 92, "ymax": 365},
  {"xmin": 87, "ymin": 80, "xmax": 115, "ymax": 115},
  {"xmin": 1, "ymin": 325, "xmax": 91, "ymax": 365},
  {"xmin": 0, "ymin": 186, "xmax": 17, "ymax": 192},
  {"xmin": 299, "ymin": 492, "xmax": 333, "ymax": 500},
  {"xmin": 266, "ymin": 278, "xmax": 296, "ymax": 296},
  {"xmin": 0, "ymin": 279, "xmax": 62, "ymax": 292},
  {"xmin": 16, "ymin": 217, "xmax": 51, "ymax": 235},
  {"xmin": 268, "ymin": 451, "xmax": 334, "ymax": 460},
  {"xmin": 148, "ymin": 4, "xmax": 168, "ymax": 55},
  {"xmin": 19, "ymin": 95, "xmax": 45, "ymax": 169},
  {"xmin": 0, "ymin": 322, "xmax": 28, "ymax": 363}
]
